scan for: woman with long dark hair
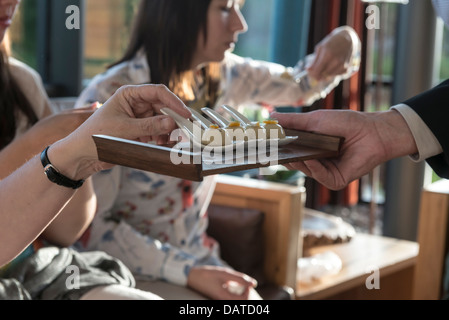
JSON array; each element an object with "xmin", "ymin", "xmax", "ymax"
[{"xmin": 75, "ymin": 0, "xmax": 361, "ymax": 300}]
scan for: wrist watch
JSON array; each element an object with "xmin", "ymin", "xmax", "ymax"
[{"xmin": 40, "ymin": 146, "xmax": 85, "ymax": 189}]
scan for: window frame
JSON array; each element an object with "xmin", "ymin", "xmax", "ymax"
[{"xmin": 36, "ymin": 0, "xmax": 84, "ymax": 97}]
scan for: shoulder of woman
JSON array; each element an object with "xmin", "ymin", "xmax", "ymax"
[
  {"xmin": 8, "ymin": 57, "xmax": 42, "ymax": 84},
  {"xmin": 8, "ymin": 57, "xmax": 51, "ymax": 118}
]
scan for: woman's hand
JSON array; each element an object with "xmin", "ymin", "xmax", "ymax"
[
  {"xmin": 49, "ymin": 84, "xmax": 191, "ymax": 181},
  {"xmin": 187, "ymin": 265, "xmax": 259, "ymax": 300},
  {"xmin": 307, "ymin": 26, "xmax": 361, "ymax": 81}
]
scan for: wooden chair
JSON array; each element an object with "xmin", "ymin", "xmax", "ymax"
[
  {"xmin": 209, "ymin": 174, "xmax": 305, "ymax": 297},
  {"xmin": 413, "ymin": 179, "xmax": 449, "ymax": 300}
]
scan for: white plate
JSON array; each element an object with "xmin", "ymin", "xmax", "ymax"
[{"xmin": 171, "ymin": 136, "xmax": 298, "ymax": 152}]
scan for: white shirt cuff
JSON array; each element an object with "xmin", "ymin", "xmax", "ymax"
[{"xmin": 391, "ymin": 104, "xmax": 443, "ymax": 162}]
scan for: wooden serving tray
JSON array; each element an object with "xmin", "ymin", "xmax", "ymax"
[{"xmin": 93, "ymin": 129, "xmax": 344, "ymax": 181}]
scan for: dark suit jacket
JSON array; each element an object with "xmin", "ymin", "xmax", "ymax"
[{"xmin": 403, "ymin": 79, "xmax": 449, "ymax": 179}]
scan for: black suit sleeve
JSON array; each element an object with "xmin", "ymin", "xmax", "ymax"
[{"xmin": 403, "ymin": 79, "xmax": 449, "ymax": 178}]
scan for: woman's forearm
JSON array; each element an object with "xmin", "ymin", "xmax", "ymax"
[
  {"xmin": 0, "ymin": 154, "xmax": 77, "ymax": 266},
  {"xmin": 0, "ymin": 112, "xmax": 98, "ymax": 248},
  {"xmin": 40, "ymin": 178, "xmax": 96, "ymax": 247}
]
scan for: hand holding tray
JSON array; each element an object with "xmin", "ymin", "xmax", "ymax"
[{"xmin": 93, "ymin": 104, "xmax": 343, "ymax": 181}]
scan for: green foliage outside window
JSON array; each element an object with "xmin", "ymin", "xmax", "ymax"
[{"xmin": 9, "ymin": 0, "xmax": 37, "ymax": 69}]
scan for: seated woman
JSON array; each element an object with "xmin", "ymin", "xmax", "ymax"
[
  {"xmin": 0, "ymin": 0, "xmax": 193, "ymax": 299},
  {"xmin": 74, "ymin": 0, "xmax": 361, "ymax": 300}
]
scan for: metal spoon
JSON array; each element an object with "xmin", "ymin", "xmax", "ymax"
[
  {"xmin": 201, "ymin": 107, "xmax": 231, "ymax": 128},
  {"xmin": 220, "ymin": 105, "xmax": 252, "ymax": 126},
  {"xmin": 188, "ymin": 107, "xmax": 214, "ymax": 130},
  {"xmin": 160, "ymin": 108, "xmax": 203, "ymax": 144}
]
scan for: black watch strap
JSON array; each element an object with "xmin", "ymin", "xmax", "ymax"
[{"xmin": 40, "ymin": 146, "xmax": 85, "ymax": 189}]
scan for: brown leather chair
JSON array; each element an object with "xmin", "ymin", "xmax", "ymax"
[{"xmin": 208, "ymin": 175, "xmax": 305, "ymax": 300}]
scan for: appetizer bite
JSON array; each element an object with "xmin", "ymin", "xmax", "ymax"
[
  {"xmin": 263, "ymin": 120, "xmax": 286, "ymax": 139},
  {"xmin": 225, "ymin": 121, "xmax": 246, "ymax": 142},
  {"xmin": 202, "ymin": 124, "xmax": 230, "ymax": 146},
  {"xmin": 245, "ymin": 121, "xmax": 267, "ymax": 140}
]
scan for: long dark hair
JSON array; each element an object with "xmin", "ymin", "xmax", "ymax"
[
  {"xmin": 110, "ymin": 0, "xmax": 220, "ymax": 105},
  {"xmin": 0, "ymin": 38, "xmax": 38, "ymax": 150}
]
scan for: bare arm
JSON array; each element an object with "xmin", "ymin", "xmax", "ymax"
[
  {"xmin": 0, "ymin": 155, "xmax": 80, "ymax": 265},
  {"xmin": 0, "ymin": 108, "xmax": 97, "ymax": 247},
  {"xmin": 40, "ymin": 179, "xmax": 96, "ymax": 247}
]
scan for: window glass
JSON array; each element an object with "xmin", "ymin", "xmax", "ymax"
[
  {"xmin": 364, "ymin": 3, "xmax": 398, "ymax": 113},
  {"xmin": 434, "ymin": 23, "xmax": 449, "ymax": 183},
  {"xmin": 440, "ymin": 28, "xmax": 449, "ymax": 81},
  {"xmin": 83, "ymin": 0, "xmax": 139, "ymax": 81},
  {"xmin": 8, "ymin": 0, "xmax": 37, "ymax": 69},
  {"xmin": 234, "ymin": 0, "xmax": 273, "ymax": 61},
  {"xmin": 361, "ymin": 3, "xmax": 399, "ymax": 205},
  {"xmin": 233, "ymin": 0, "xmax": 274, "ymax": 121}
]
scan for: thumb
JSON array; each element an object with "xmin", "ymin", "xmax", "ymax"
[
  {"xmin": 225, "ymin": 272, "xmax": 258, "ymax": 288},
  {"xmin": 271, "ymin": 112, "xmax": 304, "ymax": 131}
]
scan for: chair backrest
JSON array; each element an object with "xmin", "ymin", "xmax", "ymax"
[
  {"xmin": 413, "ymin": 179, "xmax": 449, "ymax": 300},
  {"xmin": 210, "ymin": 174, "xmax": 305, "ymax": 292}
]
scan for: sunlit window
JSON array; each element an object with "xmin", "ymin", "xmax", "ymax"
[
  {"xmin": 8, "ymin": 0, "xmax": 37, "ymax": 69},
  {"xmin": 231, "ymin": 0, "xmax": 274, "ymax": 121},
  {"xmin": 439, "ymin": 27, "xmax": 449, "ymax": 81},
  {"xmin": 359, "ymin": 3, "xmax": 400, "ymax": 205},
  {"xmin": 83, "ymin": 0, "xmax": 139, "ymax": 82},
  {"xmin": 234, "ymin": 0, "xmax": 273, "ymax": 61},
  {"xmin": 432, "ymin": 20, "xmax": 449, "ymax": 183},
  {"xmin": 364, "ymin": 3, "xmax": 398, "ymax": 114}
]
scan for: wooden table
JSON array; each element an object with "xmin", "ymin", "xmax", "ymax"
[{"xmin": 296, "ymin": 233, "xmax": 419, "ymax": 300}]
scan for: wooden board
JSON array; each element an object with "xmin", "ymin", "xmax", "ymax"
[{"xmin": 93, "ymin": 128, "xmax": 344, "ymax": 181}]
